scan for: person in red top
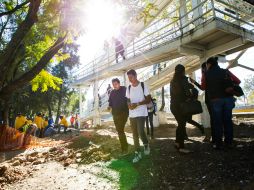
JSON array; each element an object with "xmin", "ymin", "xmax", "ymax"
[
  {"xmin": 190, "ymin": 62, "xmax": 241, "ymax": 143},
  {"xmin": 70, "ymin": 114, "xmax": 75, "ymax": 128},
  {"xmin": 204, "ymin": 57, "xmax": 241, "ymax": 150}
]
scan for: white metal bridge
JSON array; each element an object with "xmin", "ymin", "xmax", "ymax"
[{"xmin": 72, "ymin": 0, "xmax": 254, "ymax": 124}]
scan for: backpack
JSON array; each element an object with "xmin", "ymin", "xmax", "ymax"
[
  {"xmin": 223, "ymin": 69, "xmax": 244, "ymax": 97},
  {"xmin": 128, "ymin": 82, "xmax": 153, "ymax": 109}
]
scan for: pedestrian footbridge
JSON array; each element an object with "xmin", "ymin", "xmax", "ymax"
[{"xmin": 72, "ymin": 0, "xmax": 254, "ymax": 124}]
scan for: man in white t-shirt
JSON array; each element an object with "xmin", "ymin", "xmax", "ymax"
[{"xmin": 126, "ymin": 69, "xmax": 151, "ymax": 163}]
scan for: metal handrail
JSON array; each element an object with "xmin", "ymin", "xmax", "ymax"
[
  {"xmin": 76, "ymin": 0, "xmax": 253, "ymax": 80},
  {"xmin": 74, "ymin": 0, "xmax": 254, "ymax": 82},
  {"xmin": 80, "ymin": 0, "xmax": 254, "ymax": 119}
]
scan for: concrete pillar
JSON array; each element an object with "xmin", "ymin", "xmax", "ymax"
[
  {"xmin": 192, "ymin": 0, "xmax": 203, "ymax": 26},
  {"xmin": 79, "ymin": 86, "xmax": 82, "ymax": 129},
  {"xmin": 123, "ymin": 71, "xmax": 129, "ymax": 87},
  {"xmin": 93, "ymin": 80, "xmax": 101, "ymax": 126},
  {"xmin": 179, "ymin": 0, "xmax": 189, "ymax": 34}
]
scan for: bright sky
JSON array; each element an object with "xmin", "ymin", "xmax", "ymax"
[
  {"xmin": 76, "ymin": 0, "xmax": 254, "ymax": 103},
  {"xmin": 77, "ymin": 0, "xmax": 126, "ymax": 64},
  {"xmin": 195, "ymin": 47, "xmax": 254, "ymax": 85}
]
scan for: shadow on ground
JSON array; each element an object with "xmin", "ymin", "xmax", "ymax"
[{"xmin": 68, "ymin": 124, "xmax": 254, "ymax": 190}]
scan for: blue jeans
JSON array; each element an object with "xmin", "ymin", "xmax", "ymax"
[{"xmin": 210, "ymin": 97, "xmax": 235, "ymax": 146}]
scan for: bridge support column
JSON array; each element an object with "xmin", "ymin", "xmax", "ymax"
[
  {"xmin": 123, "ymin": 72, "xmax": 129, "ymax": 86},
  {"xmin": 78, "ymin": 86, "xmax": 82, "ymax": 129},
  {"xmin": 93, "ymin": 80, "xmax": 101, "ymax": 126}
]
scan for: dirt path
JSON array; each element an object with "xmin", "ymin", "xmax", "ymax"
[
  {"xmin": 4, "ymin": 162, "xmax": 119, "ymax": 190},
  {"xmin": 1, "ymin": 124, "xmax": 254, "ymax": 190}
]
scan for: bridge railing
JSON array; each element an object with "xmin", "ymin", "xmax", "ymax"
[{"xmin": 72, "ymin": 0, "xmax": 254, "ymax": 82}]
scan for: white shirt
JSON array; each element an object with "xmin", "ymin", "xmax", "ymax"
[{"xmin": 126, "ymin": 82, "xmax": 150, "ymax": 118}]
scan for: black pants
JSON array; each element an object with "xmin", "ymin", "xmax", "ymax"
[
  {"xmin": 146, "ymin": 112, "xmax": 154, "ymax": 137},
  {"xmin": 116, "ymin": 50, "xmax": 125, "ymax": 63},
  {"xmin": 170, "ymin": 104, "xmax": 187, "ymax": 148},
  {"xmin": 206, "ymin": 102, "xmax": 214, "ymax": 142},
  {"xmin": 113, "ymin": 112, "xmax": 128, "ymax": 152},
  {"xmin": 186, "ymin": 115, "xmax": 203, "ymax": 131},
  {"xmin": 58, "ymin": 125, "xmax": 67, "ymax": 133}
]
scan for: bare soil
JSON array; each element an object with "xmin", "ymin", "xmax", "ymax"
[{"xmin": 0, "ymin": 123, "xmax": 254, "ymax": 190}]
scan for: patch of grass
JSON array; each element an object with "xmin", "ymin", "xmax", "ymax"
[{"xmin": 108, "ymin": 158, "xmax": 139, "ymax": 190}]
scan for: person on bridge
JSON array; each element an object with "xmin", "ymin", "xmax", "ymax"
[
  {"xmin": 202, "ymin": 57, "xmax": 240, "ymax": 150},
  {"xmin": 113, "ymin": 37, "xmax": 126, "ymax": 63},
  {"xmin": 108, "ymin": 78, "xmax": 129, "ymax": 155},
  {"xmin": 170, "ymin": 64, "xmax": 196, "ymax": 153},
  {"xmin": 126, "ymin": 69, "xmax": 151, "ymax": 163}
]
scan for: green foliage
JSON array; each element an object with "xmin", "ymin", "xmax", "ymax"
[
  {"xmin": 137, "ymin": 2, "xmax": 159, "ymax": 25},
  {"xmin": 244, "ymin": 75, "xmax": 254, "ymax": 103},
  {"xmin": 31, "ymin": 69, "xmax": 63, "ymax": 92}
]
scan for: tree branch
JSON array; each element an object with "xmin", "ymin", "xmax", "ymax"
[
  {"xmin": 0, "ymin": 16, "xmax": 10, "ymax": 41},
  {"xmin": 0, "ymin": 36, "xmax": 66, "ymax": 100},
  {"xmin": 0, "ymin": 0, "xmax": 30, "ymax": 17},
  {"xmin": 0, "ymin": 0, "xmax": 42, "ymax": 86}
]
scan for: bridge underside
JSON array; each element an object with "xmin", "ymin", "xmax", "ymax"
[{"xmin": 73, "ymin": 18, "xmax": 254, "ymax": 87}]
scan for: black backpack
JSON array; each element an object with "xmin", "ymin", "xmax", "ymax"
[{"xmin": 223, "ymin": 69, "xmax": 244, "ymax": 97}]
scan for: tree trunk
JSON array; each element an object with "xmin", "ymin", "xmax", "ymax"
[
  {"xmin": 47, "ymin": 103, "xmax": 52, "ymax": 118},
  {"xmin": 55, "ymin": 87, "xmax": 63, "ymax": 124},
  {"xmin": 0, "ymin": 36, "xmax": 66, "ymax": 100},
  {"xmin": 0, "ymin": 0, "xmax": 42, "ymax": 86},
  {"xmin": 159, "ymin": 86, "xmax": 165, "ymax": 111},
  {"xmin": 2, "ymin": 99, "xmax": 10, "ymax": 126}
]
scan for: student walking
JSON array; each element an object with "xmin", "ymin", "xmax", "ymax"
[
  {"xmin": 170, "ymin": 64, "xmax": 195, "ymax": 153},
  {"xmin": 108, "ymin": 78, "xmax": 129, "ymax": 154},
  {"xmin": 146, "ymin": 98, "xmax": 157, "ymax": 139},
  {"xmin": 126, "ymin": 69, "xmax": 151, "ymax": 163}
]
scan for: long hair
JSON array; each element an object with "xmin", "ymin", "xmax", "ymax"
[
  {"xmin": 207, "ymin": 57, "xmax": 218, "ymax": 67},
  {"xmin": 171, "ymin": 64, "xmax": 185, "ymax": 83}
]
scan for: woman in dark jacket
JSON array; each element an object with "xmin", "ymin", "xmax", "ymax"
[{"xmin": 170, "ymin": 64, "xmax": 193, "ymax": 153}]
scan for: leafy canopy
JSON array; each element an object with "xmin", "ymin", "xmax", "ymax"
[{"xmin": 31, "ymin": 69, "xmax": 63, "ymax": 92}]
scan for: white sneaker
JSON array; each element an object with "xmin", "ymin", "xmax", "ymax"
[
  {"xmin": 144, "ymin": 144, "xmax": 150, "ymax": 155},
  {"xmin": 132, "ymin": 151, "xmax": 142, "ymax": 163}
]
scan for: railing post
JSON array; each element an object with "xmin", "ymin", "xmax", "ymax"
[
  {"xmin": 132, "ymin": 41, "xmax": 135, "ymax": 56},
  {"xmin": 211, "ymin": 0, "xmax": 216, "ymax": 18},
  {"xmin": 192, "ymin": 0, "xmax": 204, "ymax": 27},
  {"xmin": 179, "ymin": 0, "xmax": 189, "ymax": 34}
]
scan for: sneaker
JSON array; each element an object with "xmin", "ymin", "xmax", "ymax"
[
  {"xmin": 144, "ymin": 144, "xmax": 150, "ymax": 155},
  {"xmin": 132, "ymin": 151, "xmax": 142, "ymax": 163},
  {"xmin": 203, "ymin": 136, "xmax": 211, "ymax": 143}
]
